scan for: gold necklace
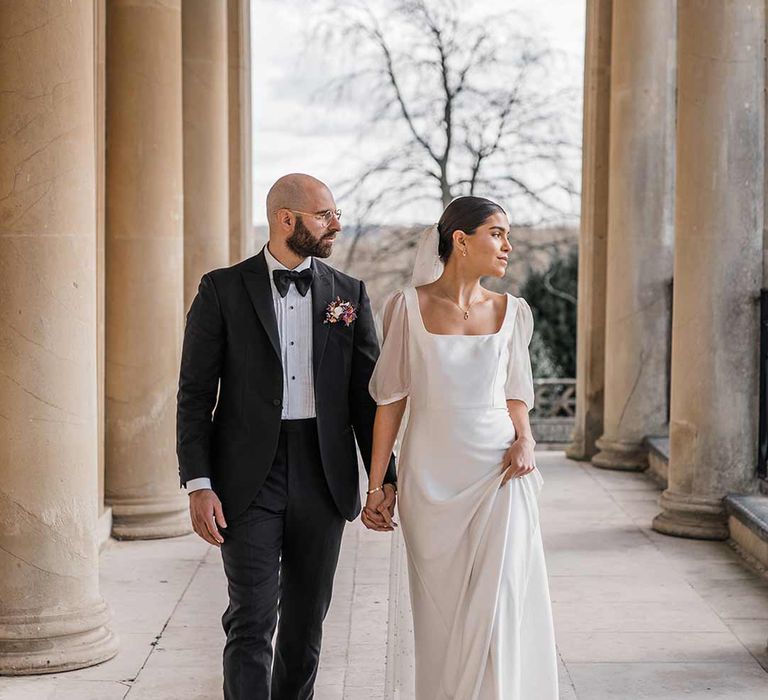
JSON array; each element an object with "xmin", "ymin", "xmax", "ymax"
[{"xmin": 441, "ymin": 291, "xmax": 484, "ymax": 320}]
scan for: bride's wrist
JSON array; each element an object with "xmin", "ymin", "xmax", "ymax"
[{"xmin": 516, "ymin": 434, "xmax": 536, "ymax": 446}]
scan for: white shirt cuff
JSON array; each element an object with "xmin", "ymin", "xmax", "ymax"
[{"xmin": 185, "ymin": 477, "xmax": 212, "ymax": 493}]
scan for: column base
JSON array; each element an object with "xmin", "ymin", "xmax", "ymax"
[
  {"xmin": 652, "ymin": 489, "xmax": 729, "ymax": 540},
  {"xmin": 565, "ymin": 423, "xmax": 602, "ymax": 461},
  {"xmin": 565, "ymin": 427, "xmax": 590, "ymax": 461},
  {"xmin": 109, "ymin": 495, "xmax": 191, "ymax": 540},
  {"xmin": 591, "ymin": 435, "xmax": 648, "ymax": 471},
  {"xmin": 0, "ymin": 600, "xmax": 118, "ymax": 675}
]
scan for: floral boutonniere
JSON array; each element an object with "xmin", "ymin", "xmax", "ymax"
[{"xmin": 324, "ymin": 297, "xmax": 357, "ymax": 327}]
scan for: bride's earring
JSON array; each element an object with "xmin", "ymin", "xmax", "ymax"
[{"xmin": 462, "ymin": 248, "xmax": 467, "ymax": 257}]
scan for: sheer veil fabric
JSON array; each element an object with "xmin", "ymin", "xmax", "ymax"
[
  {"xmin": 410, "ymin": 223, "xmax": 444, "ymax": 287},
  {"xmin": 384, "ymin": 222, "xmax": 440, "ymax": 697}
]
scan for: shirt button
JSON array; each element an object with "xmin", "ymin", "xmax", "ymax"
[
  {"xmin": 272, "ymin": 399, "xmax": 281, "ymax": 406},
  {"xmin": 290, "ymin": 341, "xmax": 294, "ymax": 346},
  {"xmin": 290, "ymin": 305, "xmax": 294, "ymax": 310},
  {"xmin": 292, "ymin": 376, "xmax": 296, "ymax": 380}
]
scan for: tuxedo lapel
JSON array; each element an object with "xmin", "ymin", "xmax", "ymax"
[
  {"xmin": 241, "ymin": 251, "xmax": 281, "ymax": 362},
  {"xmin": 311, "ymin": 259, "xmax": 334, "ymax": 379}
]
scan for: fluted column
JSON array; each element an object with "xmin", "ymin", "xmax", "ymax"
[
  {"xmin": 183, "ymin": 0, "xmax": 230, "ymax": 308},
  {"xmin": 653, "ymin": 0, "xmax": 764, "ymax": 540},
  {"xmin": 0, "ymin": 1, "xmax": 117, "ymax": 673},
  {"xmin": 228, "ymin": 0, "xmax": 254, "ymax": 264},
  {"xmin": 591, "ymin": 0, "xmax": 677, "ymax": 471},
  {"xmin": 566, "ymin": 0, "xmax": 612, "ymax": 461},
  {"xmin": 105, "ymin": 0, "xmax": 190, "ymax": 539}
]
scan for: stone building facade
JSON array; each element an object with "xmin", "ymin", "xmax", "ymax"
[
  {"xmin": 0, "ymin": 0, "xmax": 252, "ymax": 674},
  {"xmin": 2, "ymin": 0, "xmax": 768, "ymax": 677},
  {"xmin": 568, "ymin": 0, "xmax": 768, "ymax": 562}
]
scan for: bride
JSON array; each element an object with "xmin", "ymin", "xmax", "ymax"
[{"xmin": 363, "ymin": 196, "xmax": 558, "ymax": 699}]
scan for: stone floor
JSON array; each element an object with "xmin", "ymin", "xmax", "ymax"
[{"xmin": 2, "ymin": 452, "xmax": 768, "ymax": 699}]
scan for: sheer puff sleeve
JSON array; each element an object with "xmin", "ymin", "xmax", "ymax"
[
  {"xmin": 369, "ymin": 290, "xmax": 410, "ymax": 405},
  {"xmin": 505, "ymin": 296, "xmax": 535, "ymax": 411}
]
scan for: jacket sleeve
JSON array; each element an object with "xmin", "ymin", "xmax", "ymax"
[
  {"xmin": 176, "ymin": 273, "xmax": 225, "ymax": 486},
  {"xmin": 349, "ymin": 280, "xmax": 397, "ymax": 485}
]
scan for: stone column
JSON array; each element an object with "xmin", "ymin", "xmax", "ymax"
[
  {"xmin": 95, "ymin": 0, "xmax": 110, "ymax": 544},
  {"xmin": 566, "ymin": 0, "xmax": 612, "ymax": 461},
  {"xmin": 228, "ymin": 0, "xmax": 254, "ymax": 263},
  {"xmin": 653, "ymin": 0, "xmax": 764, "ymax": 540},
  {"xmin": 591, "ymin": 0, "xmax": 677, "ymax": 471},
  {"xmin": 105, "ymin": 0, "xmax": 190, "ymax": 539},
  {"xmin": 0, "ymin": 1, "xmax": 117, "ymax": 673},
  {"xmin": 183, "ymin": 0, "xmax": 230, "ymax": 308}
]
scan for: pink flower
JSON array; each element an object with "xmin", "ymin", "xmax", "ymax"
[{"xmin": 324, "ymin": 297, "xmax": 357, "ymax": 327}]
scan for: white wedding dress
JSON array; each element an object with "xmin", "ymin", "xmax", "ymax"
[{"xmin": 369, "ymin": 286, "xmax": 558, "ymax": 700}]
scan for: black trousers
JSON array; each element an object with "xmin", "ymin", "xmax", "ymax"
[{"xmin": 220, "ymin": 418, "xmax": 346, "ymax": 700}]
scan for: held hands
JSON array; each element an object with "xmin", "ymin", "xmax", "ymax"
[
  {"xmin": 189, "ymin": 488, "xmax": 228, "ymax": 546},
  {"xmin": 501, "ymin": 435, "xmax": 536, "ymax": 486},
  {"xmin": 361, "ymin": 483, "xmax": 398, "ymax": 532}
]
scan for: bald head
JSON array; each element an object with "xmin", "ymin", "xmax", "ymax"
[{"xmin": 266, "ymin": 173, "xmax": 333, "ymax": 227}]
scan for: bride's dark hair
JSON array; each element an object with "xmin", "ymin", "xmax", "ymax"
[{"xmin": 437, "ymin": 196, "xmax": 506, "ymax": 263}]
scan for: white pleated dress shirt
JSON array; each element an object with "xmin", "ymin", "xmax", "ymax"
[{"xmin": 186, "ymin": 244, "xmax": 316, "ymax": 493}]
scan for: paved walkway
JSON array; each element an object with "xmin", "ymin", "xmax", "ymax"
[{"xmin": 2, "ymin": 452, "xmax": 768, "ymax": 699}]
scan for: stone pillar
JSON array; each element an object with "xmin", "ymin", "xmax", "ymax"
[
  {"xmin": 653, "ymin": 0, "xmax": 764, "ymax": 540},
  {"xmin": 566, "ymin": 0, "xmax": 612, "ymax": 461},
  {"xmin": 183, "ymin": 0, "xmax": 230, "ymax": 308},
  {"xmin": 105, "ymin": 0, "xmax": 190, "ymax": 539},
  {"xmin": 0, "ymin": 1, "xmax": 117, "ymax": 673},
  {"xmin": 228, "ymin": 0, "xmax": 254, "ymax": 263},
  {"xmin": 95, "ymin": 0, "xmax": 110, "ymax": 544},
  {"xmin": 591, "ymin": 0, "xmax": 677, "ymax": 471}
]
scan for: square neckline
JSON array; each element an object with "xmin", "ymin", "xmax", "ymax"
[{"xmin": 411, "ymin": 286, "xmax": 513, "ymax": 338}]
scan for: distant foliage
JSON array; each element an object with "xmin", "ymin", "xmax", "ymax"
[{"xmin": 521, "ymin": 247, "xmax": 577, "ymax": 378}]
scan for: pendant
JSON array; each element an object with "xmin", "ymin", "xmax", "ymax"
[{"xmin": 463, "ymin": 311, "xmax": 469, "ymax": 320}]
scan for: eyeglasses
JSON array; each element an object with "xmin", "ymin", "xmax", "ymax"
[{"xmin": 285, "ymin": 208, "xmax": 342, "ymax": 226}]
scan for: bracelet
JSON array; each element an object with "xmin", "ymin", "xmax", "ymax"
[{"xmin": 367, "ymin": 483, "xmax": 397, "ymax": 495}]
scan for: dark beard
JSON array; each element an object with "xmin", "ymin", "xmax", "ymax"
[{"xmin": 286, "ymin": 216, "xmax": 334, "ymax": 259}]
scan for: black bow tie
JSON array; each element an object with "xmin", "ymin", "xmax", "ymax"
[{"xmin": 272, "ymin": 267, "xmax": 314, "ymax": 298}]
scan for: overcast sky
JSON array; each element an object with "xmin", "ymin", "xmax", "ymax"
[{"xmin": 250, "ymin": 0, "xmax": 586, "ymax": 225}]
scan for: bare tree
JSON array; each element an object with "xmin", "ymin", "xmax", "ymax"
[{"xmin": 303, "ymin": 0, "xmax": 581, "ymax": 268}]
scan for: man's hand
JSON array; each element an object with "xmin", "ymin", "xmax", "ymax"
[
  {"xmin": 361, "ymin": 483, "xmax": 398, "ymax": 532},
  {"xmin": 189, "ymin": 489, "xmax": 228, "ymax": 546},
  {"xmin": 501, "ymin": 436, "xmax": 536, "ymax": 487}
]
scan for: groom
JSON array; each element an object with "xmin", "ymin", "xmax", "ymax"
[{"xmin": 176, "ymin": 173, "xmax": 397, "ymax": 699}]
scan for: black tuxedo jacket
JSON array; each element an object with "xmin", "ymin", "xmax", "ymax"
[{"xmin": 176, "ymin": 249, "xmax": 397, "ymax": 522}]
